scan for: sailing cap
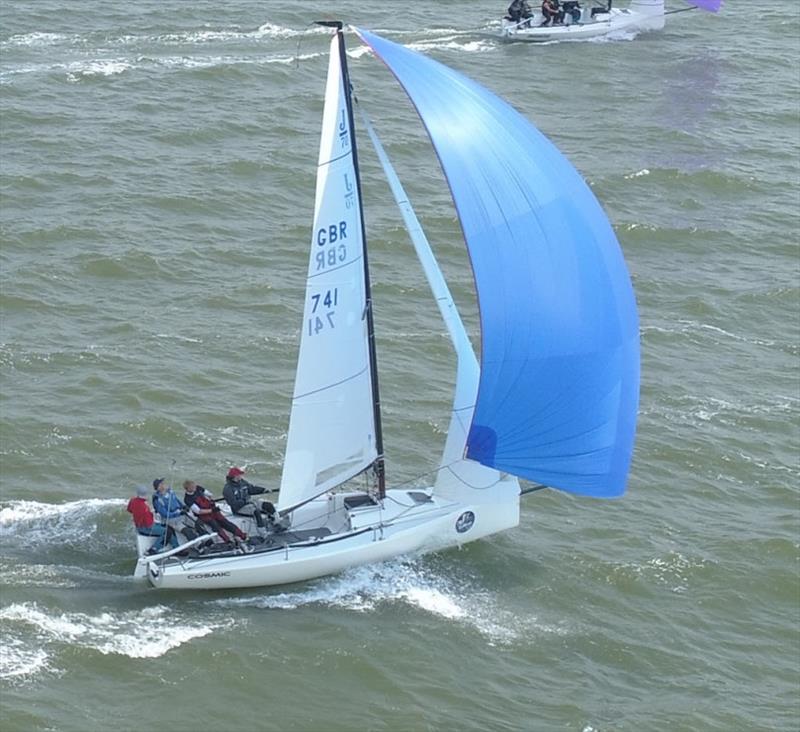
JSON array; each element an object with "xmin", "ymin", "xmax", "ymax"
[
  {"xmin": 152, "ymin": 478, "xmax": 165, "ymax": 489},
  {"xmin": 227, "ymin": 467, "xmax": 245, "ymax": 478},
  {"xmin": 136, "ymin": 485, "xmax": 149, "ymax": 497}
]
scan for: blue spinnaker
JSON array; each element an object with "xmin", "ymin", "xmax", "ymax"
[{"xmin": 354, "ymin": 29, "xmax": 640, "ymax": 498}]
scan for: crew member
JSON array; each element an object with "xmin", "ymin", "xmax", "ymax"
[
  {"xmin": 223, "ymin": 467, "xmax": 279, "ymax": 538},
  {"xmin": 127, "ymin": 484, "xmax": 178, "ymax": 554}
]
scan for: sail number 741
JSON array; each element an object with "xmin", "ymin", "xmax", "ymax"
[{"xmin": 308, "ymin": 288, "xmax": 337, "ymax": 335}]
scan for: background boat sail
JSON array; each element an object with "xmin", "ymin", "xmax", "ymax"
[{"xmin": 137, "ymin": 24, "xmax": 639, "ymax": 590}]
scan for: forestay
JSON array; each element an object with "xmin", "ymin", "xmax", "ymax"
[
  {"xmin": 278, "ymin": 35, "xmax": 377, "ymax": 512},
  {"xmin": 354, "ymin": 28, "xmax": 640, "ymax": 498}
]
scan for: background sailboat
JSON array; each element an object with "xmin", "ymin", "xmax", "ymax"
[{"xmin": 500, "ymin": 0, "xmax": 723, "ymax": 43}]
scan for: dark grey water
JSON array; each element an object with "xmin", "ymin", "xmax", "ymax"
[{"xmin": 1, "ymin": 2, "xmax": 798, "ymax": 731}]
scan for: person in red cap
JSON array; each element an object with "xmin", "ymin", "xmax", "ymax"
[{"xmin": 222, "ymin": 466, "xmax": 279, "ymax": 539}]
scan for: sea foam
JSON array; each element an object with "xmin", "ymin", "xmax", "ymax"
[
  {"xmin": 0, "ymin": 498, "xmax": 126, "ymax": 549},
  {"xmin": 0, "ymin": 603, "xmax": 219, "ymax": 661},
  {"xmin": 216, "ymin": 558, "xmax": 566, "ymax": 644}
]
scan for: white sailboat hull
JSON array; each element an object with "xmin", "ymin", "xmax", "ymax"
[
  {"xmin": 501, "ymin": 1, "xmax": 665, "ymax": 42},
  {"xmin": 137, "ymin": 488, "xmax": 520, "ymax": 590}
]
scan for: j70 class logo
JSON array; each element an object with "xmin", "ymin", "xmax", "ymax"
[{"xmin": 455, "ymin": 511, "xmax": 475, "ymax": 534}]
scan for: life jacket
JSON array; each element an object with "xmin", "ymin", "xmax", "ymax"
[
  {"xmin": 193, "ymin": 493, "xmax": 222, "ymax": 521},
  {"xmin": 153, "ymin": 490, "xmax": 183, "ymax": 519}
]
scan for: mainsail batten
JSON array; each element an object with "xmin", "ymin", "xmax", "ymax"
[
  {"xmin": 354, "ymin": 28, "xmax": 640, "ymax": 498},
  {"xmin": 278, "ymin": 33, "xmax": 378, "ymax": 512}
]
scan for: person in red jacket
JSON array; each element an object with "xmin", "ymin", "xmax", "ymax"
[{"xmin": 127, "ymin": 485, "xmax": 178, "ymax": 554}]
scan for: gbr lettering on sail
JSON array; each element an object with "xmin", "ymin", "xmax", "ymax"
[{"xmin": 315, "ymin": 218, "xmax": 347, "ymax": 270}]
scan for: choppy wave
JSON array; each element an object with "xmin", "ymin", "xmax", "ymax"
[
  {"xmin": 0, "ymin": 22, "xmax": 497, "ymax": 84},
  {"xmin": 0, "ymin": 558, "xmax": 130, "ymax": 590},
  {"xmin": 0, "ymin": 561, "xmax": 79, "ymax": 588},
  {"xmin": 0, "ymin": 636, "xmax": 51, "ymax": 682},
  {"xmin": 0, "ymin": 498, "xmax": 125, "ymax": 548},
  {"xmin": 217, "ymin": 559, "xmax": 566, "ymax": 644},
  {"xmin": 611, "ymin": 552, "xmax": 712, "ymax": 594},
  {"xmin": 1, "ymin": 603, "xmax": 219, "ymax": 669},
  {"xmin": 641, "ymin": 319, "xmax": 783, "ymax": 350},
  {"xmin": 2, "ymin": 23, "xmax": 478, "ymax": 51},
  {"xmin": 1, "ymin": 23, "xmax": 329, "ymax": 50},
  {"xmin": 1, "ymin": 52, "xmax": 328, "ymax": 82},
  {"xmin": 406, "ymin": 36, "xmax": 495, "ymax": 54},
  {"xmin": 2, "ymin": 31, "xmax": 79, "ymax": 47}
]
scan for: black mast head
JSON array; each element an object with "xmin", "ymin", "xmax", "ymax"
[{"xmin": 315, "ymin": 20, "xmax": 343, "ymax": 30}]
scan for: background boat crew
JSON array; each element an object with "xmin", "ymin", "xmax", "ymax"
[
  {"xmin": 507, "ymin": 0, "xmax": 533, "ymax": 26},
  {"xmin": 222, "ymin": 467, "xmax": 277, "ymax": 538},
  {"xmin": 541, "ymin": 0, "xmax": 562, "ymax": 25},
  {"xmin": 152, "ymin": 478, "xmax": 186, "ymax": 540},
  {"xmin": 188, "ymin": 488, "xmax": 247, "ymax": 546},
  {"xmin": 562, "ymin": 0, "xmax": 582, "ymax": 23},
  {"xmin": 127, "ymin": 485, "xmax": 178, "ymax": 554}
]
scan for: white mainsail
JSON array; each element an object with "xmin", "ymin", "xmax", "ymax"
[{"xmin": 278, "ymin": 36, "xmax": 377, "ymax": 512}]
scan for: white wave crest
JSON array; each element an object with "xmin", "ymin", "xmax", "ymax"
[
  {"xmin": 406, "ymin": 37, "xmax": 495, "ymax": 54},
  {"xmin": 66, "ymin": 59, "xmax": 132, "ymax": 81},
  {"xmin": 1, "ymin": 50, "xmax": 329, "ymax": 83},
  {"xmin": 2, "ymin": 24, "xmax": 325, "ymax": 51},
  {"xmin": 347, "ymin": 46, "xmax": 372, "ymax": 60},
  {"xmin": 154, "ymin": 22, "xmax": 328, "ymax": 44},
  {"xmin": 0, "ymin": 636, "xmax": 50, "ymax": 680},
  {"xmin": 2, "ymin": 32, "xmax": 74, "ymax": 47},
  {"xmin": 217, "ymin": 559, "xmax": 559, "ymax": 643},
  {"xmin": 255, "ymin": 22, "xmax": 330, "ymax": 39},
  {"xmin": 0, "ymin": 498, "xmax": 125, "ymax": 549},
  {"xmin": 0, "ymin": 603, "xmax": 218, "ymax": 659},
  {"xmin": 0, "ymin": 498, "xmax": 123, "ymax": 528}
]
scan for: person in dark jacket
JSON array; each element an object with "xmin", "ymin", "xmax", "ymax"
[
  {"xmin": 507, "ymin": 0, "xmax": 533, "ymax": 25},
  {"xmin": 222, "ymin": 467, "xmax": 278, "ymax": 538}
]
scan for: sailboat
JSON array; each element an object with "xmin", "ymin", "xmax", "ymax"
[
  {"xmin": 134, "ymin": 23, "xmax": 640, "ymax": 591},
  {"xmin": 500, "ymin": 0, "xmax": 722, "ymax": 43}
]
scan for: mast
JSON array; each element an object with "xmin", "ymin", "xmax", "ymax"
[{"xmin": 318, "ymin": 21, "xmax": 386, "ymax": 498}]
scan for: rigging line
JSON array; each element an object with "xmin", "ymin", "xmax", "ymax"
[
  {"xmin": 444, "ymin": 464, "xmax": 502, "ymax": 491},
  {"xmin": 294, "ymin": 23, "xmax": 316, "ymax": 69},
  {"xmin": 665, "ymin": 6, "xmax": 698, "ymax": 15},
  {"xmin": 292, "ymin": 364, "xmax": 369, "ymax": 400}
]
